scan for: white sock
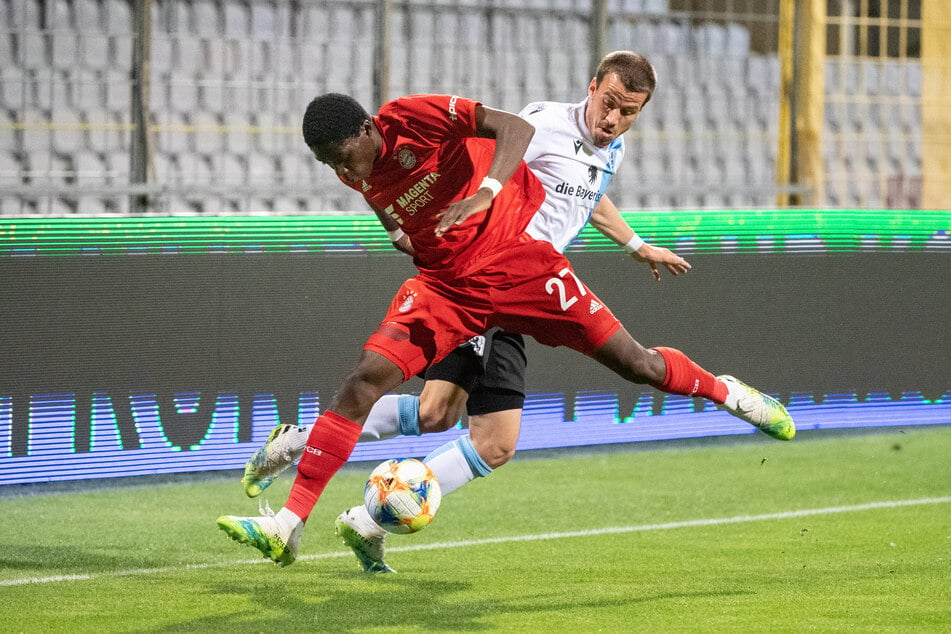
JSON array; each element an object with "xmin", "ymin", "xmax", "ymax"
[
  {"xmin": 360, "ymin": 394, "xmax": 403, "ymax": 441},
  {"xmin": 424, "ymin": 436, "xmax": 492, "ymax": 496},
  {"xmin": 360, "ymin": 394, "xmax": 421, "ymax": 441},
  {"xmin": 275, "ymin": 507, "xmax": 302, "ymax": 534}
]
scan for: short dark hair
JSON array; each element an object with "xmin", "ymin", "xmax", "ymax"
[
  {"xmin": 302, "ymin": 93, "xmax": 370, "ymax": 149},
  {"xmin": 595, "ymin": 51, "xmax": 657, "ymax": 104}
]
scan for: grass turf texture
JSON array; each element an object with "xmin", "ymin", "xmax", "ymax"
[{"xmin": 1, "ymin": 426, "xmax": 949, "ymax": 632}]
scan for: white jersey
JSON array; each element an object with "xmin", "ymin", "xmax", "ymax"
[{"xmin": 520, "ymin": 99, "xmax": 625, "ymax": 254}]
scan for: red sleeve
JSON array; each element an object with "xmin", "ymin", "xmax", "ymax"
[{"xmin": 385, "ymin": 94, "xmax": 480, "ymax": 141}]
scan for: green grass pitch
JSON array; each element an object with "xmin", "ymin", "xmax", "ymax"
[{"xmin": 2, "ymin": 426, "xmax": 949, "ymax": 632}]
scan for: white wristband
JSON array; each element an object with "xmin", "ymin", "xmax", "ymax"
[
  {"xmin": 622, "ymin": 233, "xmax": 645, "ymax": 253},
  {"xmin": 479, "ymin": 177, "xmax": 503, "ymax": 198},
  {"xmin": 386, "ymin": 227, "xmax": 405, "ymax": 242}
]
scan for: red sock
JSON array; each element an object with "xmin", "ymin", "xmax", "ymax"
[
  {"xmin": 284, "ymin": 411, "xmax": 362, "ymax": 522},
  {"xmin": 651, "ymin": 346, "xmax": 728, "ymax": 404}
]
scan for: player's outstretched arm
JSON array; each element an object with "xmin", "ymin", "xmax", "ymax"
[
  {"xmin": 590, "ymin": 195, "xmax": 691, "ymax": 281},
  {"xmin": 435, "ymin": 105, "xmax": 535, "ymax": 237}
]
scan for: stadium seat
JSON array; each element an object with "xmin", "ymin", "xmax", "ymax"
[
  {"xmin": 176, "ymin": 36, "xmax": 204, "ymax": 74},
  {"xmin": 221, "ymin": 38, "xmax": 247, "ymax": 78},
  {"xmin": 882, "ymin": 60, "xmax": 901, "ymax": 96},
  {"xmin": 162, "ymin": 195, "xmax": 197, "ymax": 214},
  {"xmin": 222, "ymin": 112, "xmax": 252, "ymax": 154},
  {"xmin": 103, "ymin": 0, "xmax": 131, "ymax": 33},
  {"xmin": 108, "ymin": 35, "xmax": 133, "ymax": 69},
  {"xmin": 104, "ymin": 149, "xmax": 130, "ymax": 184},
  {"xmin": 151, "ymin": 151, "xmax": 178, "ymax": 184},
  {"xmin": 907, "ymin": 62, "xmax": 921, "ymax": 97},
  {"xmin": 623, "ymin": 19, "xmax": 656, "ymax": 52},
  {"xmin": 69, "ymin": 67, "xmax": 103, "ymax": 111},
  {"xmin": 75, "ymin": 196, "xmax": 109, "ymax": 214},
  {"xmin": 151, "ymin": 36, "xmax": 175, "ymax": 74},
  {"xmin": 20, "ymin": 106, "xmax": 52, "ymax": 152},
  {"xmin": 246, "ymin": 153, "xmax": 276, "ymax": 184},
  {"xmin": 210, "ymin": 152, "xmax": 245, "ymax": 186},
  {"xmin": 0, "ymin": 196, "xmax": 33, "ymax": 215},
  {"xmin": 37, "ymin": 196, "xmax": 75, "ymax": 215},
  {"xmin": 8, "ymin": 0, "xmax": 44, "ymax": 28},
  {"xmin": 301, "ymin": 4, "xmax": 328, "ymax": 38},
  {"xmin": 249, "ymin": 1, "xmax": 275, "ymax": 38},
  {"xmin": 693, "ymin": 22, "xmax": 727, "ymax": 54},
  {"xmin": 199, "ymin": 79, "xmax": 226, "ymax": 114},
  {"xmin": 75, "ymin": 0, "xmax": 102, "ymax": 30},
  {"xmin": 725, "ymin": 23, "xmax": 751, "ymax": 56},
  {"xmin": 0, "ymin": 149, "xmax": 21, "ymax": 183},
  {"xmin": 862, "ymin": 60, "xmax": 880, "ymax": 95},
  {"xmin": 52, "ymin": 109, "xmax": 84, "ymax": 155},
  {"xmin": 0, "ymin": 66, "xmax": 26, "ymax": 112},
  {"xmin": 191, "ymin": 0, "xmax": 221, "ymax": 36},
  {"xmin": 168, "ymin": 74, "xmax": 200, "ymax": 116},
  {"xmin": 203, "ymin": 37, "xmax": 225, "ymax": 75},
  {"xmin": 223, "ymin": 2, "xmax": 249, "ymax": 38},
  {"xmin": 102, "ymin": 68, "xmax": 132, "ymax": 115},
  {"xmin": 271, "ymin": 196, "xmax": 302, "ymax": 212},
  {"xmin": 824, "ymin": 101, "xmax": 841, "ymax": 133},
  {"xmin": 24, "ymin": 150, "xmax": 70, "ymax": 184},
  {"xmin": 190, "ymin": 110, "xmax": 224, "ymax": 155},
  {"xmin": 79, "ymin": 31, "xmax": 111, "ymax": 70},
  {"xmin": 32, "ymin": 67, "xmax": 71, "ymax": 110},
  {"xmin": 682, "ymin": 89, "xmax": 706, "ymax": 131},
  {"xmin": 746, "ymin": 55, "xmax": 770, "ymax": 95},
  {"xmin": 0, "ymin": 29, "xmax": 13, "ymax": 66},
  {"xmin": 71, "ymin": 149, "xmax": 109, "ymax": 183},
  {"xmin": 175, "ymin": 153, "xmax": 212, "ymax": 186},
  {"xmin": 84, "ymin": 110, "xmax": 123, "ymax": 154},
  {"xmin": 18, "ymin": 31, "xmax": 48, "ymax": 70},
  {"xmin": 655, "ymin": 21, "xmax": 687, "ymax": 54},
  {"xmin": 51, "ymin": 35, "xmax": 80, "ymax": 72}
]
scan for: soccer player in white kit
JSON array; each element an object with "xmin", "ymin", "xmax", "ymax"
[{"xmin": 240, "ymin": 51, "xmax": 793, "ymax": 572}]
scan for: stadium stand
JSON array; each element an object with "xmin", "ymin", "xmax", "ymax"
[{"xmin": 0, "ymin": 0, "xmax": 926, "ymax": 214}]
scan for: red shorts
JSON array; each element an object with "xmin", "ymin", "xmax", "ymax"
[{"xmin": 365, "ymin": 234, "xmax": 623, "ymax": 380}]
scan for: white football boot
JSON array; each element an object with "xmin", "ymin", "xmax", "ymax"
[
  {"xmin": 242, "ymin": 423, "xmax": 309, "ymax": 497},
  {"xmin": 334, "ymin": 506, "xmax": 394, "ymax": 573},
  {"xmin": 716, "ymin": 375, "xmax": 795, "ymax": 440}
]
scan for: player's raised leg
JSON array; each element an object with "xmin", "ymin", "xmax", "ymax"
[{"xmin": 591, "ymin": 331, "xmax": 794, "ymax": 440}]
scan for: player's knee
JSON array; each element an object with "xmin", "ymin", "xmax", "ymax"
[
  {"xmin": 472, "ymin": 437, "xmax": 515, "ymax": 469},
  {"xmin": 593, "ymin": 335, "xmax": 664, "ymax": 384}
]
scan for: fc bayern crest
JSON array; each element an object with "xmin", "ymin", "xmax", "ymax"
[
  {"xmin": 398, "ymin": 290, "xmax": 417, "ymax": 313},
  {"xmin": 397, "ymin": 148, "xmax": 417, "ymax": 169}
]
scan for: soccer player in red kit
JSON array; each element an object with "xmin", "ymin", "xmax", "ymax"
[{"xmin": 217, "ymin": 92, "xmax": 794, "ymax": 567}]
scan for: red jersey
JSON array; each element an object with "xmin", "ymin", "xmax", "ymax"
[{"xmin": 340, "ymin": 95, "xmax": 546, "ymax": 277}]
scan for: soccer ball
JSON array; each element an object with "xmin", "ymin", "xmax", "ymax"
[{"xmin": 364, "ymin": 458, "xmax": 441, "ymax": 534}]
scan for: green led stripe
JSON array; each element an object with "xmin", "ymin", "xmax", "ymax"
[{"xmin": 0, "ymin": 210, "xmax": 948, "ymax": 256}]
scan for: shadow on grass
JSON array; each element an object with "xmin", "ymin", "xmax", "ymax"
[
  {"xmin": 144, "ymin": 568, "xmax": 752, "ymax": 632},
  {"xmin": 0, "ymin": 543, "xmax": 162, "ymax": 573}
]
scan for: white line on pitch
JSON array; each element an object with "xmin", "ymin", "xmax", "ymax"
[{"xmin": 3, "ymin": 496, "xmax": 949, "ymax": 587}]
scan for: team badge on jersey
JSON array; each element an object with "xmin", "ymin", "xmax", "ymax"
[
  {"xmin": 588, "ymin": 166, "xmax": 598, "ymax": 184},
  {"xmin": 397, "ymin": 147, "xmax": 417, "ymax": 169},
  {"xmin": 398, "ymin": 290, "xmax": 417, "ymax": 313}
]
